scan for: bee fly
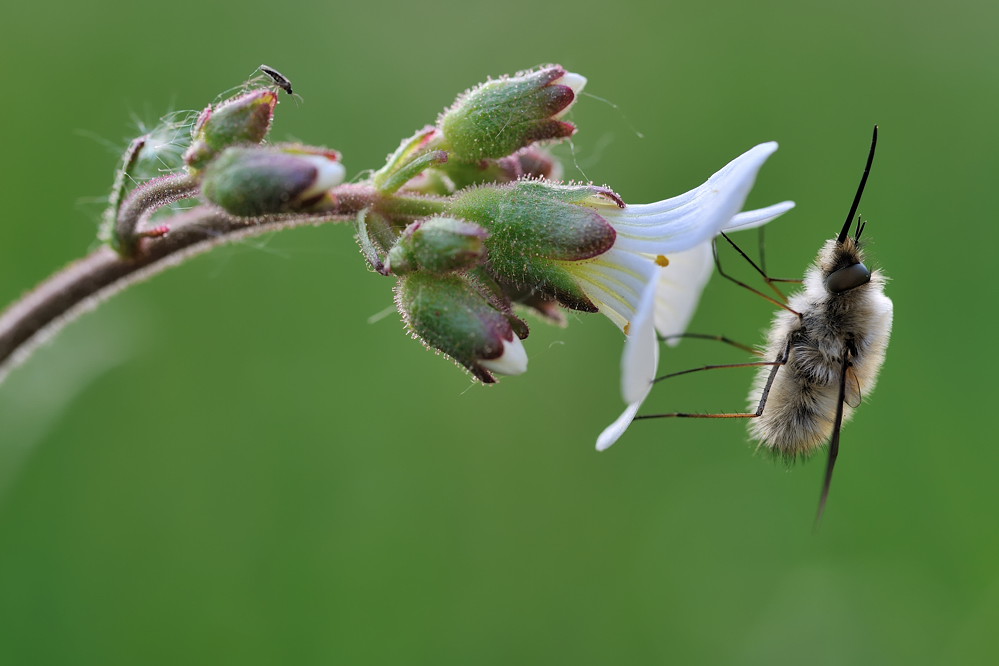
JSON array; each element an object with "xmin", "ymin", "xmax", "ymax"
[{"xmin": 638, "ymin": 126, "xmax": 892, "ymax": 526}]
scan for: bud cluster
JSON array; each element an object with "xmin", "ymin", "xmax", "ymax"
[
  {"xmin": 91, "ymin": 64, "xmax": 790, "ymax": 391},
  {"xmin": 353, "ymin": 65, "xmax": 622, "ymax": 382}
]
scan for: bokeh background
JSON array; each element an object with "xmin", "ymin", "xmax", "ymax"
[{"xmin": 1, "ymin": 0, "xmax": 996, "ymax": 663}]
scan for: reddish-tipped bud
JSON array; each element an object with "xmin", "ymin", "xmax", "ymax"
[
  {"xmin": 511, "ymin": 146, "xmax": 562, "ymax": 181},
  {"xmin": 200, "ymin": 145, "xmax": 345, "ymax": 216},
  {"xmin": 385, "ymin": 217, "xmax": 488, "ymax": 275},
  {"xmin": 184, "ymin": 90, "xmax": 277, "ymax": 170},
  {"xmin": 444, "ymin": 180, "xmax": 619, "ymax": 311},
  {"xmin": 395, "ymin": 272, "xmax": 528, "ymax": 383},
  {"xmin": 439, "ymin": 65, "xmax": 585, "ymax": 163}
]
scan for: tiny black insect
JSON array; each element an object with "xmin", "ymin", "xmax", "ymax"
[{"xmin": 259, "ymin": 64, "xmax": 294, "ymax": 95}]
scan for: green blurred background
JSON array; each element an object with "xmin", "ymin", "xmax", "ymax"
[{"xmin": 0, "ymin": 0, "xmax": 995, "ymax": 663}]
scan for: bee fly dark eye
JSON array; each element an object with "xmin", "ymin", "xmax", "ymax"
[{"xmin": 825, "ymin": 262, "xmax": 871, "ymax": 293}]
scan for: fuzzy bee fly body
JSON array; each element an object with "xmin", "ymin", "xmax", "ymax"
[
  {"xmin": 748, "ymin": 125, "xmax": 892, "ymax": 523},
  {"xmin": 748, "ymin": 207, "xmax": 891, "ymax": 457}
]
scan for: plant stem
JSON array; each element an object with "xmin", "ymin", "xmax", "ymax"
[
  {"xmin": 113, "ymin": 173, "xmax": 200, "ymax": 256},
  {"xmin": 0, "ymin": 188, "xmax": 376, "ymax": 384}
]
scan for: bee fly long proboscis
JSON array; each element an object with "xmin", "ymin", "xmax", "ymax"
[{"xmin": 636, "ymin": 126, "xmax": 892, "ymax": 528}]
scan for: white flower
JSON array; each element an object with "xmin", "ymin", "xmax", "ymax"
[{"xmin": 561, "ymin": 142, "xmax": 795, "ymax": 450}]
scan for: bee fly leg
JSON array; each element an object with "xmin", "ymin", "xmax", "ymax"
[
  {"xmin": 756, "ymin": 226, "xmax": 803, "ymax": 286},
  {"xmin": 814, "ymin": 353, "xmax": 852, "ymax": 530},
  {"xmin": 634, "ymin": 337, "xmax": 791, "ymax": 421},
  {"xmin": 713, "ymin": 238, "xmax": 800, "ymax": 316},
  {"xmin": 658, "ymin": 332, "xmax": 761, "ymax": 357}
]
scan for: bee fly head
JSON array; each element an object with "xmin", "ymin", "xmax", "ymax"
[{"xmin": 826, "ymin": 126, "xmax": 878, "ymax": 294}]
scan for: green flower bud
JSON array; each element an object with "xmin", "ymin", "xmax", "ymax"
[
  {"xmin": 434, "ymin": 146, "xmax": 563, "ymax": 191},
  {"xmin": 512, "ymin": 146, "xmax": 562, "ymax": 181},
  {"xmin": 385, "ymin": 217, "xmax": 488, "ymax": 275},
  {"xmin": 184, "ymin": 90, "xmax": 277, "ymax": 170},
  {"xmin": 396, "ymin": 272, "xmax": 529, "ymax": 383},
  {"xmin": 201, "ymin": 145, "xmax": 345, "ymax": 217},
  {"xmin": 445, "ymin": 180, "xmax": 620, "ymax": 311},
  {"xmin": 439, "ymin": 65, "xmax": 584, "ymax": 163}
]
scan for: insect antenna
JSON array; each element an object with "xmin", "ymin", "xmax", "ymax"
[
  {"xmin": 837, "ymin": 125, "xmax": 878, "ymax": 244},
  {"xmin": 854, "ymin": 215, "xmax": 867, "ymax": 242},
  {"xmin": 815, "ymin": 353, "xmax": 852, "ymax": 529}
]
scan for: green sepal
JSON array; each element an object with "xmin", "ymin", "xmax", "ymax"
[
  {"xmin": 184, "ymin": 90, "xmax": 277, "ymax": 171},
  {"xmin": 354, "ymin": 208, "xmax": 389, "ymax": 275},
  {"xmin": 448, "ymin": 181, "xmax": 617, "ymax": 262},
  {"xmin": 385, "ymin": 217, "xmax": 487, "ymax": 275},
  {"xmin": 439, "ymin": 65, "xmax": 577, "ymax": 163},
  {"xmin": 200, "ymin": 146, "xmax": 344, "ymax": 217},
  {"xmin": 376, "ymin": 150, "xmax": 448, "ymax": 194},
  {"xmin": 395, "ymin": 271, "xmax": 525, "ymax": 383},
  {"xmin": 372, "ymin": 126, "xmax": 440, "ymax": 191}
]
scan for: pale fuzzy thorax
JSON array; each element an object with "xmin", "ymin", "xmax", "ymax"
[{"xmin": 747, "ymin": 236, "xmax": 893, "ymax": 460}]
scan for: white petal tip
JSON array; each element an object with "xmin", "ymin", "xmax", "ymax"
[
  {"xmin": 724, "ymin": 200, "xmax": 796, "ymax": 233},
  {"xmin": 755, "ymin": 141, "xmax": 778, "ymax": 155},
  {"xmin": 596, "ymin": 400, "xmax": 644, "ymax": 451},
  {"xmin": 301, "ymin": 156, "xmax": 346, "ymax": 196},
  {"xmin": 555, "ymin": 72, "xmax": 587, "ymax": 95},
  {"xmin": 479, "ymin": 336, "xmax": 528, "ymax": 376}
]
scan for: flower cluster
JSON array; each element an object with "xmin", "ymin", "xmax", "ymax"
[
  {"xmin": 3, "ymin": 64, "xmax": 794, "ymax": 452},
  {"xmin": 176, "ymin": 65, "xmax": 794, "ymax": 421},
  {"xmin": 342, "ymin": 65, "xmax": 795, "ymax": 396}
]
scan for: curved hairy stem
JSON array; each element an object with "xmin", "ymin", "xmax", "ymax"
[
  {"xmin": 112, "ymin": 173, "xmax": 200, "ymax": 256},
  {"xmin": 0, "ymin": 186, "xmax": 380, "ymax": 384}
]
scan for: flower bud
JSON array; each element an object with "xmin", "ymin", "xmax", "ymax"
[
  {"xmin": 201, "ymin": 145, "xmax": 345, "ymax": 217},
  {"xmin": 439, "ymin": 65, "xmax": 584, "ymax": 163},
  {"xmin": 433, "ymin": 146, "xmax": 563, "ymax": 191},
  {"xmin": 445, "ymin": 180, "xmax": 619, "ymax": 311},
  {"xmin": 511, "ymin": 146, "xmax": 562, "ymax": 181},
  {"xmin": 385, "ymin": 217, "xmax": 488, "ymax": 275},
  {"xmin": 184, "ymin": 90, "xmax": 277, "ymax": 170},
  {"xmin": 395, "ymin": 272, "xmax": 528, "ymax": 383}
]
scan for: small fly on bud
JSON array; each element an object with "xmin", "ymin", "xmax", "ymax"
[
  {"xmin": 259, "ymin": 65, "xmax": 293, "ymax": 95},
  {"xmin": 635, "ymin": 127, "xmax": 892, "ymax": 527},
  {"xmin": 249, "ymin": 64, "xmax": 303, "ymax": 105}
]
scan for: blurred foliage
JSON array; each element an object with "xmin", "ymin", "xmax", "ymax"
[{"xmin": 0, "ymin": 0, "xmax": 996, "ymax": 663}]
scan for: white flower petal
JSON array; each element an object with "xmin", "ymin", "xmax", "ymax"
[
  {"xmin": 604, "ymin": 142, "xmax": 779, "ymax": 254},
  {"xmin": 479, "ymin": 336, "xmax": 528, "ymax": 376},
  {"xmin": 564, "ymin": 248, "xmax": 658, "ymax": 331},
  {"xmin": 596, "ymin": 385, "xmax": 651, "ymax": 451},
  {"xmin": 723, "ymin": 201, "xmax": 796, "ymax": 233},
  {"xmin": 652, "ymin": 242, "xmax": 714, "ymax": 345},
  {"xmin": 620, "ymin": 275, "xmax": 659, "ymax": 404}
]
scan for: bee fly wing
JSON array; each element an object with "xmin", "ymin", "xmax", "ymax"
[
  {"xmin": 815, "ymin": 354, "xmax": 852, "ymax": 529},
  {"xmin": 845, "ymin": 366, "xmax": 863, "ymax": 409}
]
